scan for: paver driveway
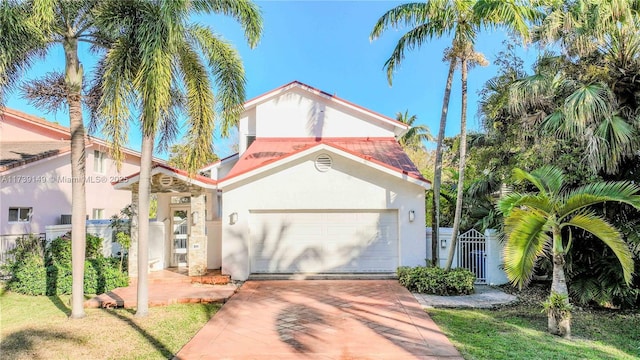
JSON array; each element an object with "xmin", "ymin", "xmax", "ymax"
[{"xmin": 176, "ymin": 280, "xmax": 462, "ymax": 360}]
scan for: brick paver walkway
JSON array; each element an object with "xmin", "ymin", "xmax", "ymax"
[{"xmin": 176, "ymin": 280, "xmax": 463, "ymax": 360}]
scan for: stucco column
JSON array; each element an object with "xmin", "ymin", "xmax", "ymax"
[
  {"xmin": 188, "ymin": 191, "xmax": 207, "ymax": 276},
  {"xmin": 485, "ymin": 229, "xmax": 508, "ymax": 285},
  {"xmin": 128, "ymin": 185, "xmax": 139, "ymax": 277}
]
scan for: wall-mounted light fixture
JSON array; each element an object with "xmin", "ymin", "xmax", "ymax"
[
  {"xmin": 440, "ymin": 239, "xmax": 447, "ymax": 248},
  {"xmin": 409, "ymin": 210, "xmax": 415, "ymax": 222},
  {"xmin": 230, "ymin": 212, "xmax": 238, "ymax": 225},
  {"xmin": 192, "ymin": 211, "xmax": 199, "ymax": 225}
]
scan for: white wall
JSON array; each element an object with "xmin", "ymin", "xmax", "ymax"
[
  {"xmin": 206, "ymin": 221, "xmax": 222, "ymax": 269},
  {"xmin": 47, "ymin": 222, "xmax": 118, "ymax": 258},
  {"xmin": 426, "ymin": 227, "xmax": 509, "ymax": 286},
  {"xmin": 221, "ymin": 149, "xmax": 426, "ymax": 280},
  {"xmin": 238, "ymin": 89, "xmax": 398, "ymax": 154},
  {"xmin": 46, "ymin": 221, "xmax": 166, "ymax": 271}
]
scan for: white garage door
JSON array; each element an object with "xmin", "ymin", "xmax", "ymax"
[{"xmin": 250, "ymin": 210, "xmax": 398, "ymax": 273}]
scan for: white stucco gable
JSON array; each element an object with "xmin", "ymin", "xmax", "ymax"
[{"xmin": 237, "ymin": 81, "xmax": 409, "ymax": 153}]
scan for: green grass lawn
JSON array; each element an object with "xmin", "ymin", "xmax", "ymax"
[
  {"xmin": 429, "ymin": 304, "xmax": 640, "ymax": 360},
  {"xmin": 0, "ymin": 288, "xmax": 220, "ymax": 360}
]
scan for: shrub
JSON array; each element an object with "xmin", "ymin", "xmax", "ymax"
[
  {"xmin": 7, "ymin": 253, "xmax": 47, "ymax": 295},
  {"xmin": 48, "ymin": 232, "xmax": 103, "ymax": 264},
  {"xmin": 48, "ymin": 235, "xmax": 72, "ymax": 264},
  {"xmin": 85, "ymin": 233, "xmax": 103, "ymax": 259},
  {"xmin": 83, "ymin": 258, "xmax": 128, "ymax": 295},
  {"xmin": 45, "ymin": 259, "xmax": 128, "ymax": 295},
  {"xmin": 6, "ymin": 233, "xmax": 128, "ymax": 296},
  {"xmin": 397, "ymin": 266, "xmax": 475, "ymax": 295}
]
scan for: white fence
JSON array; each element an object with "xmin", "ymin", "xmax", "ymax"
[
  {"xmin": 46, "ymin": 221, "xmax": 120, "ymax": 258},
  {"xmin": 0, "ymin": 233, "xmax": 45, "ymax": 269},
  {"xmin": 426, "ymin": 227, "xmax": 509, "ymax": 285}
]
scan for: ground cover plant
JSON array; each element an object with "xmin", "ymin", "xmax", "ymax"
[{"xmin": 0, "ymin": 287, "xmax": 219, "ymax": 360}]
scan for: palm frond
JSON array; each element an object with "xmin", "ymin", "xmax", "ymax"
[
  {"xmin": 593, "ymin": 115, "xmax": 638, "ymax": 174},
  {"xmin": 382, "ymin": 22, "xmax": 446, "ymax": 85},
  {"xmin": 563, "ymin": 83, "xmax": 616, "ymax": 130},
  {"xmin": 562, "ymin": 212, "xmax": 634, "ymax": 284},
  {"xmin": 155, "ymin": 87, "xmax": 183, "ymax": 154},
  {"xmin": 187, "ymin": 24, "xmax": 246, "ymax": 137},
  {"xmin": 134, "ymin": 19, "xmax": 174, "ymax": 137},
  {"xmin": 175, "ymin": 39, "xmax": 216, "ymax": 173},
  {"xmin": 474, "ymin": 0, "xmax": 541, "ymax": 43},
  {"xmin": 497, "ymin": 192, "xmax": 553, "ymax": 216},
  {"xmin": 560, "ymin": 181, "xmax": 640, "ymax": 217},
  {"xmin": 192, "ymin": 0, "xmax": 263, "ymax": 48},
  {"xmin": 503, "ymin": 207, "xmax": 551, "ymax": 288},
  {"xmin": 507, "ymin": 73, "xmax": 553, "ymax": 116},
  {"xmin": 94, "ymin": 40, "xmax": 137, "ymax": 168},
  {"xmin": 0, "ymin": 1, "xmax": 50, "ymax": 104},
  {"xmin": 370, "ymin": 2, "xmax": 437, "ymax": 40},
  {"xmin": 512, "ymin": 166, "xmax": 565, "ymax": 197},
  {"xmin": 19, "ymin": 72, "xmax": 67, "ymax": 113}
]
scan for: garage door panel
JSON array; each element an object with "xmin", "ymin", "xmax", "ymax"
[{"xmin": 250, "ymin": 211, "xmax": 398, "ymax": 273}]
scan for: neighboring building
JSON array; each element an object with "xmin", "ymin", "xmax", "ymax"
[
  {"xmin": 116, "ymin": 81, "xmax": 431, "ymax": 280},
  {"xmin": 0, "ymin": 108, "xmax": 144, "ymax": 239}
]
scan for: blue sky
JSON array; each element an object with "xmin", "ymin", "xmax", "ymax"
[{"xmin": 5, "ymin": 1, "xmax": 538, "ymax": 158}]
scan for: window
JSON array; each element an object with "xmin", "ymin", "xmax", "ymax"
[
  {"xmin": 94, "ymin": 150, "xmax": 106, "ymax": 173},
  {"xmin": 246, "ymin": 135, "xmax": 256, "ymax": 149},
  {"xmin": 92, "ymin": 208, "xmax": 105, "ymax": 219},
  {"xmin": 216, "ymin": 193, "xmax": 222, "ymax": 219},
  {"xmin": 8, "ymin": 207, "xmax": 32, "ymax": 222}
]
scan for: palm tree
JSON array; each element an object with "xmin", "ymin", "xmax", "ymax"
[
  {"xmin": 395, "ymin": 110, "xmax": 433, "ymax": 151},
  {"xmin": 0, "ymin": 0, "xmax": 116, "ymax": 319},
  {"xmin": 371, "ymin": 0, "xmax": 538, "ymax": 267},
  {"xmin": 509, "ymin": 1, "xmax": 640, "ymax": 175},
  {"xmin": 92, "ymin": 0, "xmax": 262, "ymax": 317},
  {"xmin": 498, "ymin": 166, "xmax": 640, "ymax": 337}
]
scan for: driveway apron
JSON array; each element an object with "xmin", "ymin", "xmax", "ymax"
[{"xmin": 176, "ymin": 280, "xmax": 462, "ymax": 360}]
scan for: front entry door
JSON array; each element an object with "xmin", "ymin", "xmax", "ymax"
[{"xmin": 171, "ymin": 208, "xmax": 189, "ymax": 267}]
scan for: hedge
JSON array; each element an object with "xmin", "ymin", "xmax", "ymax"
[{"xmin": 397, "ymin": 266, "xmax": 475, "ymax": 296}]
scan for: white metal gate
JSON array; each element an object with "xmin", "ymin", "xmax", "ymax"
[{"xmin": 457, "ymin": 229, "xmax": 487, "ymax": 284}]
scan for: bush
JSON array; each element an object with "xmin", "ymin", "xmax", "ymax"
[
  {"xmin": 6, "ymin": 233, "xmax": 128, "ymax": 296},
  {"xmin": 48, "ymin": 232, "xmax": 102, "ymax": 264},
  {"xmin": 397, "ymin": 266, "xmax": 475, "ymax": 295},
  {"xmin": 7, "ymin": 253, "xmax": 47, "ymax": 295}
]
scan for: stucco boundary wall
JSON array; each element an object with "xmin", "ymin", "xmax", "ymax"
[
  {"xmin": 45, "ymin": 221, "xmax": 165, "ymax": 272},
  {"xmin": 426, "ymin": 227, "xmax": 508, "ymax": 286}
]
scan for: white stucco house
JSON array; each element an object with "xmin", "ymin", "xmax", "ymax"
[{"xmin": 115, "ymin": 81, "xmax": 431, "ymax": 281}]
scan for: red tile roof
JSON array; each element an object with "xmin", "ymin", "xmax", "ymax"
[{"xmin": 223, "ymin": 137, "xmax": 428, "ymax": 183}]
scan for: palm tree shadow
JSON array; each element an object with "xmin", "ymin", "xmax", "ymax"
[
  {"xmin": 103, "ymin": 309, "xmax": 174, "ymax": 358},
  {"xmin": 1, "ymin": 329, "xmax": 83, "ymax": 359},
  {"xmin": 47, "ymin": 294, "xmax": 71, "ymax": 316}
]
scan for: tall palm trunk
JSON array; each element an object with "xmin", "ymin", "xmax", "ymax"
[
  {"xmin": 445, "ymin": 57, "xmax": 468, "ymax": 271},
  {"xmin": 135, "ymin": 133, "xmax": 154, "ymax": 317},
  {"xmin": 432, "ymin": 60, "xmax": 456, "ymax": 266},
  {"xmin": 64, "ymin": 36, "xmax": 86, "ymax": 319},
  {"xmin": 549, "ymin": 226, "xmax": 571, "ymax": 337}
]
